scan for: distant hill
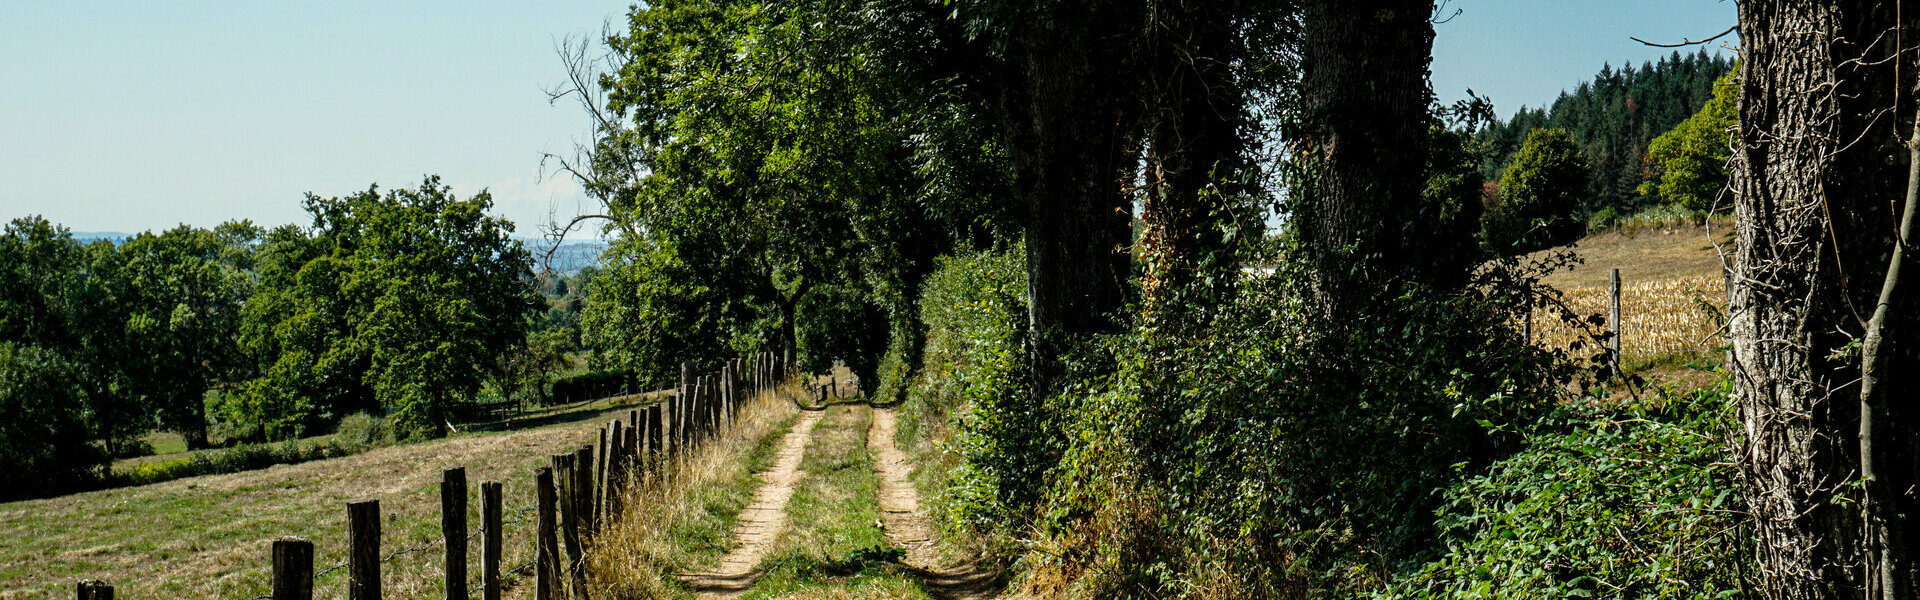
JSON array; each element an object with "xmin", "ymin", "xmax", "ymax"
[
  {"xmin": 524, "ymin": 239, "xmax": 606, "ymax": 274},
  {"xmin": 71, "ymin": 231, "xmax": 131, "ymax": 243}
]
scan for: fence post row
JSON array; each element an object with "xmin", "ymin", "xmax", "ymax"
[{"xmin": 88, "ymin": 351, "xmax": 800, "ymax": 600}]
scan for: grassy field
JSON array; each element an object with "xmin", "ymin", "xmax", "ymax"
[{"xmin": 0, "ymin": 398, "xmax": 659, "ymax": 600}]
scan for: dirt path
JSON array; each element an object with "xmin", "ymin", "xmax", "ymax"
[
  {"xmin": 869, "ymin": 408, "xmax": 1004, "ymax": 600},
  {"xmin": 681, "ymin": 408, "xmax": 826, "ymax": 598}
]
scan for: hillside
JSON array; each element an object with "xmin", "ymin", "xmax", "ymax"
[
  {"xmin": 1536, "ymin": 221, "xmax": 1733, "ymax": 290},
  {"xmin": 0, "ymin": 401, "xmax": 650, "ymax": 600}
]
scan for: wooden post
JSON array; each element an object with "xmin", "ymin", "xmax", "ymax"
[
  {"xmin": 567, "ymin": 450, "xmax": 591, "ymax": 597},
  {"xmin": 348, "ymin": 498, "xmax": 381, "ymax": 600},
  {"xmin": 273, "ymin": 538, "xmax": 314, "ymax": 600},
  {"xmin": 535, "ymin": 468, "xmax": 558, "ymax": 600},
  {"xmin": 481, "ymin": 481, "xmax": 503, "ymax": 600},
  {"xmin": 441, "ymin": 467, "xmax": 468, "ymax": 600},
  {"xmin": 608, "ymin": 420, "xmax": 626, "ymax": 520},
  {"xmin": 1609, "ymin": 267, "xmax": 1623, "ymax": 370},
  {"xmin": 594, "ymin": 427, "xmax": 607, "ymax": 528},
  {"xmin": 645, "ymin": 404, "xmax": 662, "ymax": 473},
  {"xmin": 574, "ymin": 445, "xmax": 594, "ymax": 534},
  {"xmin": 77, "ymin": 581, "xmax": 112, "ymax": 600}
]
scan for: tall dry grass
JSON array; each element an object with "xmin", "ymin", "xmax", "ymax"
[{"xmin": 584, "ymin": 379, "xmax": 806, "ymax": 599}]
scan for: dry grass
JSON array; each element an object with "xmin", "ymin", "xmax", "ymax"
[
  {"xmin": 0, "ymin": 400, "xmax": 659, "ymax": 600},
  {"xmin": 585, "ymin": 380, "xmax": 804, "ymax": 600},
  {"xmin": 1529, "ymin": 274, "xmax": 1727, "ymax": 360}
]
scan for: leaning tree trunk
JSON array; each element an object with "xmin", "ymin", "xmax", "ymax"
[
  {"xmin": 1730, "ymin": 2, "xmax": 1920, "ymax": 599},
  {"xmin": 1297, "ymin": 0, "xmax": 1439, "ymax": 311}
]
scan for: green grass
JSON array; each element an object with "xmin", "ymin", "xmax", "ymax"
[
  {"xmin": 0, "ymin": 402, "xmax": 659, "ymax": 600},
  {"xmin": 738, "ymin": 404, "xmax": 933, "ymax": 600}
]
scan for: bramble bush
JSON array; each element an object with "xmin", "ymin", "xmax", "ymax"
[{"xmin": 1382, "ymin": 382, "xmax": 1751, "ymax": 600}]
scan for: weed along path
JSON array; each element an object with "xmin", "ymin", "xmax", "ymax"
[
  {"xmin": 870, "ymin": 407, "xmax": 1004, "ymax": 600},
  {"xmin": 682, "ymin": 408, "xmax": 826, "ymax": 597}
]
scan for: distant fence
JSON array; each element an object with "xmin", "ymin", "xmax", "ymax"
[
  {"xmin": 1526, "ymin": 268, "xmax": 1728, "ymax": 366},
  {"xmin": 75, "ymin": 348, "xmax": 796, "ymax": 600}
]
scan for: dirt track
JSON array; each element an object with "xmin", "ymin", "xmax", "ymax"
[{"xmin": 681, "ymin": 409, "xmax": 826, "ymax": 598}]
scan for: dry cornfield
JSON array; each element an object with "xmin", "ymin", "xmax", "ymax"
[{"xmin": 1528, "ymin": 274, "xmax": 1728, "ymax": 361}]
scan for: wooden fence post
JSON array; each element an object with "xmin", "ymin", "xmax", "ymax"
[
  {"xmin": 608, "ymin": 420, "xmax": 626, "ymax": 520},
  {"xmin": 441, "ymin": 467, "xmax": 468, "ymax": 600},
  {"xmin": 481, "ymin": 481, "xmax": 502, "ymax": 600},
  {"xmin": 594, "ymin": 427, "xmax": 607, "ymax": 528},
  {"xmin": 645, "ymin": 404, "xmax": 662, "ymax": 474},
  {"xmin": 348, "ymin": 498, "xmax": 381, "ymax": 600},
  {"xmin": 77, "ymin": 581, "xmax": 112, "ymax": 600},
  {"xmin": 575, "ymin": 445, "xmax": 594, "ymax": 534},
  {"xmin": 536, "ymin": 468, "xmax": 558, "ymax": 600},
  {"xmin": 1609, "ymin": 268, "xmax": 1623, "ymax": 370},
  {"xmin": 272, "ymin": 538, "xmax": 313, "ymax": 600}
]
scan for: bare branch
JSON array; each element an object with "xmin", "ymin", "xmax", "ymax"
[{"xmin": 1632, "ymin": 24, "xmax": 1739, "ymax": 48}]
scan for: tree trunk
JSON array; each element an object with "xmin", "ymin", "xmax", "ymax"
[
  {"xmin": 1297, "ymin": 0, "xmax": 1437, "ymax": 310},
  {"xmin": 1138, "ymin": 0, "xmax": 1251, "ymax": 319},
  {"xmin": 1730, "ymin": 3, "xmax": 1919, "ymax": 598},
  {"xmin": 997, "ymin": 3, "xmax": 1143, "ymax": 395}
]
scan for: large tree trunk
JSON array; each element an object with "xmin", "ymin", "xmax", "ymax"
[
  {"xmin": 1297, "ymin": 0, "xmax": 1437, "ymax": 309},
  {"xmin": 1138, "ymin": 0, "xmax": 1251, "ymax": 318},
  {"xmin": 1730, "ymin": 3, "xmax": 1920, "ymax": 598},
  {"xmin": 997, "ymin": 4, "xmax": 1143, "ymax": 394}
]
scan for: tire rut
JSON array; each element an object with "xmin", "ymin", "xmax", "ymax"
[
  {"xmin": 680, "ymin": 408, "xmax": 826, "ymax": 599},
  {"xmin": 870, "ymin": 407, "xmax": 1005, "ymax": 600}
]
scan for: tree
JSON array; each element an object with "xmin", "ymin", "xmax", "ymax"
[
  {"xmin": 114, "ymin": 224, "xmax": 257, "ymax": 448},
  {"xmin": 1729, "ymin": 3, "xmax": 1920, "ymax": 599},
  {"xmin": 1295, "ymin": 0, "xmax": 1448, "ymax": 307},
  {"xmin": 1640, "ymin": 69, "xmax": 1736, "ymax": 211},
  {"xmin": 0, "ymin": 343, "xmax": 103, "ymax": 499},
  {"xmin": 239, "ymin": 178, "xmax": 540, "ymax": 438},
  {"xmin": 1486, "ymin": 128, "xmax": 1587, "ymax": 254}
]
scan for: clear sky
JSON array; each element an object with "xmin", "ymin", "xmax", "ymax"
[{"xmin": 2, "ymin": 1, "xmax": 1737, "ymax": 238}]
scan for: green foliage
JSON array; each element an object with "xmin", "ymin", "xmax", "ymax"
[
  {"xmin": 1487, "ymin": 128, "xmax": 1589, "ymax": 254},
  {"xmin": 118, "ymin": 439, "xmax": 354, "ymax": 487},
  {"xmin": 1639, "ymin": 70, "xmax": 1736, "ymax": 211},
  {"xmin": 332, "ymin": 412, "xmax": 395, "ymax": 452},
  {"xmin": 1478, "ymin": 51, "xmax": 1734, "ymax": 212},
  {"xmin": 902, "ymin": 247, "xmax": 1035, "ymax": 531},
  {"xmin": 0, "ymin": 343, "xmax": 105, "ymax": 499},
  {"xmin": 1021, "ymin": 247, "xmax": 1573, "ymax": 598},
  {"xmin": 238, "ymin": 177, "xmax": 540, "ymax": 439},
  {"xmin": 1384, "ymin": 383, "xmax": 1752, "ymax": 599},
  {"xmin": 113, "ymin": 224, "xmax": 258, "ymax": 447}
]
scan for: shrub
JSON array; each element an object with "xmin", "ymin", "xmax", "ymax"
[
  {"xmin": 899, "ymin": 246, "xmax": 1034, "ymax": 533},
  {"xmin": 1382, "ymin": 382, "xmax": 1751, "ymax": 599},
  {"xmin": 334, "ymin": 412, "xmax": 393, "ymax": 452},
  {"xmin": 1486, "ymin": 128, "xmax": 1589, "ymax": 254}
]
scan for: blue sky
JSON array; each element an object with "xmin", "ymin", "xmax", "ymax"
[{"xmin": 2, "ymin": 1, "xmax": 1736, "ymax": 237}]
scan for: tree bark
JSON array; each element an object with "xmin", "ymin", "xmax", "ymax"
[
  {"xmin": 1730, "ymin": 3, "xmax": 1920, "ymax": 598},
  {"xmin": 995, "ymin": 3, "xmax": 1143, "ymax": 394},
  {"xmin": 1297, "ymin": 0, "xmax": 1438, "ymax": 310}
]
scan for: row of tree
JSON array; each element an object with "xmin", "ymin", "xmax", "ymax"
[
  {"xmin": 552, "ymin": 1, "xmax": 1920, "ymax": 598},
  {"xmin": 0, "ymin": 178, "xmax": 546, "ymax": 499}
]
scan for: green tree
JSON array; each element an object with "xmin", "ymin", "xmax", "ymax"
[
  {"xmin": 0, "ymin": 342, "xmax": 104, "ymax": 499},
  {"xmin": 1639, "ymin": 69, "xmax": 1736, "ymax": 211},
  {"xmin": 239, "ymin": 178, "xmax": 540, "ymax": 438},
  {"xmin": 114, "ymin": 224, "xmax": 257, "ymax": 448},
  {"xmin": 1487, "ymin": 128, "xmax": 1588, "ymax": 254}
]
